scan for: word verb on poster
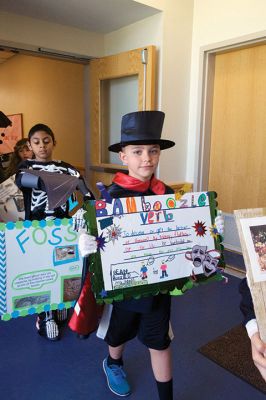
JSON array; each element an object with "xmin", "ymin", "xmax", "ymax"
[{"xmin": 86, "ymin": 191, "xmax": 224, "ymax": 303}]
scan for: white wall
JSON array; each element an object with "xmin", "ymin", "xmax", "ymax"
[
  {"xmin": 105, "ymin": 1, "xmax": 194, "ymax": 184},
  {"xmin": 159, "ymin": 1, "xmax": 193, "ymax": 183},
  {"xmin": 0, "ymin": 11, "xmax": 104, "ymax": 57},
  {"xmin": 104, "ymin": 12, "xmax": 163, "ymax": 106},
  {"xmin": 133, "ymin": 0, "xmax": 164, "ymax": 9},
  {"xmin": 187, "ymin": 0, "xmax": 266, "ymax": 185}
]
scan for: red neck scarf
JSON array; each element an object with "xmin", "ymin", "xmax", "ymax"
[{"xmin": 113, "ymin": 172, "xmax": 166, "ymax": 195}]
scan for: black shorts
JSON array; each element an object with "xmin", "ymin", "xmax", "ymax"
[{"xmin": 103, "ymin": 295, "xmax": 171, "ymax": 350}]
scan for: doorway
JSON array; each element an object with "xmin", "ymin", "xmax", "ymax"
[
  {"xmin": 0, "ymin": 47, "xmax": 89, "ymax": 174},
  {"xmin": 198, "ymin": 36, "xmax": 266, "ymax": 253},
  {"xmin": 0, "ymin": 44, "xmax": 157, "ymax": 194},
  {"xmin": 88, "ymin": 46, "xmax": 156, "ymax": 190}
]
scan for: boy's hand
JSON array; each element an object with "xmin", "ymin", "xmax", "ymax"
[
  {"xmin": 250, "ymin": 332, "xmax": 266, "ymax": 382},
  {"xmin": 72, "ymin": 208, "xmax": 87, "ymax": 232},
  {"xmin": 79, "ymin": 229, "xmax": 97, "ymax": 257},
  {"xmin": 214, "ymin": 210, "xmax": 224, "ymax": 237}
]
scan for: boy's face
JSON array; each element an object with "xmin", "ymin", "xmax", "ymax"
[
  {"xmin": 119, "ymin": 144, "xmax": 160, "ymax": 182},
  {"xmin": 28, "ymin": 131, "xmax": 55, "ymax": 162}
]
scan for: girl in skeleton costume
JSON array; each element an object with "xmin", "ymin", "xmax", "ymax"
[{"xmin": 16, "ymin": 123, "xmax": 95, "ymax": 341}]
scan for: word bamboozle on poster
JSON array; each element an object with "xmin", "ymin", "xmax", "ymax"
[{"xmin": 86, "ymin": 191, "xmax": 224, "ymax": 303}]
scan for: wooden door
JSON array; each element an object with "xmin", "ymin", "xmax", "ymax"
[
  {"xmin": 208, "ymin": 44, "xmax": 266, "ymax": 213},
  {"xmin": 88, "ymin": 46, "xmax": 156, "ymax": 192}
]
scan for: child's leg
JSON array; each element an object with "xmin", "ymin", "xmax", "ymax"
[
  {"xmin": 149, "ymin": 347, "xmax": 172, "ymax": 381},
  {"xmin": 149, "ymin": 347, "xmax": 173, "ymax": 400},
  {"xmin": 109, "ymin": 343, "xmax": 124, "ymax": 362}
]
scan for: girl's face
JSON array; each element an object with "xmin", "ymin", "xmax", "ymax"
[
  {"xmin": 28, "ymin": 131, "xmax": 55, "ymax": 162},
  {"xmin": 119, "ymin": 144, "xmax": 160, "ymax": 182},
  {"xmin": 18, "ymin": 146, "xmax": 33, "ymax": 161}
]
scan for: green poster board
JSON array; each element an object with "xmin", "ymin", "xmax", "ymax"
[{"xmin": 85, "ymin": 191, "xmax": 225, "ymax": 304}]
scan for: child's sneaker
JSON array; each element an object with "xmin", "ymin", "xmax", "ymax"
[
  {"xmin": 103, "ymin": 358, "xmax": 131, "ymax": 397},
  {"xmin": 36, "ymin": 312, "xmax": 59, "ymax": 341},
  {"xmin": 55, "ymin": 308, "xmax": 68, "ymax": 324}
]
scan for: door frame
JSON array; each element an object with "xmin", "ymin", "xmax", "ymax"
[
  {"xmin": 88, "ymin": 45, "xmax": 156, "ymax": 190},
  {"xmin": 194, "ymin": 30, "xmax": 266, "ymax": 191}
]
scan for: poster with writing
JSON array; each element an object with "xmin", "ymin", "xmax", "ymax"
[
  {"xmin": 86, "ymin": 191, "xmax": 224, "ymax": 303},
  {"xmin": 0, "ymin": 175, "xmax": 25, "ymax": 222},
  {"xmin": 0, "ymin": 218, "xmax": 83, "ymax": 321}
]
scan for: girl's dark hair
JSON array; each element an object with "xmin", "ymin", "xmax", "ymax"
[
  {"xmin": 28, "ymin": 123, "xmax": 55, "ymax": 143},
  {"xmin": 5, "ymin": 138, "xmax": 32, "ymax": 178}
]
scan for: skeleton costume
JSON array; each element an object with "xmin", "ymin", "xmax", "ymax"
[
  {"xmin": 15, "ymin": 159, "xmax": 89, "ymax": 220},
  {"xmin": 16, "ymin": 158, "xmax": 95, "ymax": 340}
]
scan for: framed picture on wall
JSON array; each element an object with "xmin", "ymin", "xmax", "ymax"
[{"xmin": 0, "ymin": 113, "xmax": 23, "ymax": 154}]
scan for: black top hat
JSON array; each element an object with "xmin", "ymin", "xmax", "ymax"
[{"xmin": 108, "ymin": 111, "xmax": 175, "ymax": 153}]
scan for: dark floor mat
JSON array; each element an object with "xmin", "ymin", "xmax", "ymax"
[{"xmin": 198, "ymin": 324, "xmax": 266, "ymax": 394}]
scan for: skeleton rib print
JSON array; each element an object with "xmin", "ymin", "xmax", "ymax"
[{"xmin": 28, "ymin": 161, "xmax": 80, "ymax": 216}]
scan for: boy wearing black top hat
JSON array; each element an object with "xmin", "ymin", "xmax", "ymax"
[
  {"xmin": 81, "ymin": 111, "xmax": 174, "ymax": 399},
  {"xmin": 79, "ymin": 111, "xmax": 222, "ymax": 398}
]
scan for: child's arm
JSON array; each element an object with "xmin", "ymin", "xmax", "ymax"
[
  {"xmin": 19, "ymin": 172, "xmax": 40, "ymax": 189},
  {"xmin": 71, "ymin": 207, "xmax": 97, "ymax": 257},
  {"xmin": 76, "ymin": 177, "xmax": 94, "ymax": 200},
  {"xmin": 250, "ymin": 332, "xmax": 266, "ymax": 381},
  {"xmin": 15, "ymin": 161, "xmax": 40, "ymax": 190},
  {"xmin": 78, "ymin": 229, "xmax": 97, "ymax": 258},
  {"xmin": 239, "ymin": 277, "xmax": 266, "ymax": 381}
]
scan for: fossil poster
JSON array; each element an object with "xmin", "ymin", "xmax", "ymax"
[{"xmin": 0, "ymin": 218, "xmax": 83, "ymax": 321}]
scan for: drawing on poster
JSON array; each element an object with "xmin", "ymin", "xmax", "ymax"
[
  {"xmin": 240, "ymin": 216, "xmax": 266, "ymax": 282},
  {"xmin": 85, "ymin": 191, "xmax": 224, "ymax": 303},
  {"xmin": 62, "ymin": 276, "xmax": 82, "ymax": 302},
  {"xmin": 13, "ymin": 293, "xmax": 51, "ymax": 309},
  {"xmin": 53, "ymin": 244, "xmax": 79, "ymax": 265}
]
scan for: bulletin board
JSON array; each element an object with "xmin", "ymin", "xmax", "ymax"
[
  {"xmin": 0, "ymin": 218, "xmax": 83, "ymax": 321},
  {"xmin": 85, "ymin": 191, "xmax": 225, "ymax": 304},
  {"xmin": 0, "ymin": 114, "xmax": 23, "ymax": 154}
]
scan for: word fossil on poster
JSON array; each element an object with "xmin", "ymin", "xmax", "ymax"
[
  {"xmin": 86, "ymin": 191, "xmax": 224, "ymax": 303},
  {"xmin": 0, "ymin": 218, "xmax": 83, "ymax": 321}
]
